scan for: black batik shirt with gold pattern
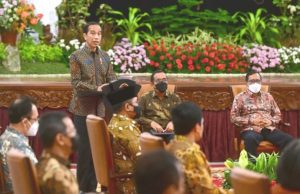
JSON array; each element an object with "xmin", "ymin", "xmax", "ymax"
[{"xmin": 69, "ymin": 45, "xmax": 116, "ymax": 117}]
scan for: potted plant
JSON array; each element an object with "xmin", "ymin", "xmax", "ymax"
[
  {"xmin": 0, "ymin": 0, "xmax": 42, "ymax": 46},
  {"xmin": 223, "ymin": 150, "xmax": 279, "ymax": 189}
]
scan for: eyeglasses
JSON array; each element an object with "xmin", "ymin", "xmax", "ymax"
[
  {"xmin": 247, "ymin": 79, "xmax": 261, "ymax": 84},
  {"xmin": 154, "ymin": 78, "xmax": 167, "ymax": 83},
  {"xmin": 26, "ymin": 117, "xmax": 39, "ymax": 123}
]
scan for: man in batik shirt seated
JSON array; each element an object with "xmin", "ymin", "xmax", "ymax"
[
  {"xmin": 138, "ymin": 69, "xmax": 181, "ymax": 133},
  {"xmin": 106, "ymin": 79, "xmax": 142, "ymax": 194},
  {"xmin": 231, "ymin": 70, "xmax": 293, "ymax": 157},
  {"xmin": 168, "ymin": 102, "xmax": 227, "ymax": 194},
  {"xmin": 0, "ymin": 96, "xmax": 38, "ymax": 192},
  {"xmin": 36, "ymin": 112, "xmax": 79, "ymax": 194}
]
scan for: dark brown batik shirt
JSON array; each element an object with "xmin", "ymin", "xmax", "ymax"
[
  {"xmin": 36, "ymin": 151, "xmax": 79, "ymax": 194},
  {"xmin": 69, "ymin": 45, "xmax": 116, "ymax": 117}
]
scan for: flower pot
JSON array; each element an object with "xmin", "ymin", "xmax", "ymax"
[{"xmin": 1, "ymin": 30, "xmax": 18, "ymax": 46}]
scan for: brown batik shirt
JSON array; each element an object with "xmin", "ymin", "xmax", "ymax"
[
  {"xmin": 168, "ymin": 135, "xmax": 226, "ymax": 194},
  {"xmin": 138, "ymin": 90, "xmax": 181, "ymax": 131},
  {"xmin": 108, "ymin": 114, "xmax": 141, "ymax": 194},
  {"xmin": 230, "ymin": 89, "xmax": 281, "ymax": 133},
  {"xmin": 69, "ymin": 45, "xmax": 116, "ymax": 117},
  {"xmin": 36, "ymin": 151, "xmax": 79, "ymax": 194}
]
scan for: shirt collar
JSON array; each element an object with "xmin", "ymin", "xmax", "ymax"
[
  {"xmin": 83, "ymin": 44, "xmax": 100, "ymax": 55},
  {"xmin": 41, "ymin": 151, "xmax": 70, "ymax": 167},
  {"xmin": 151, "ymin": 90, "xmax": 170, "ymax": 98},
  {"xmin": 113, "ymin": 113, "xmax": 136, "ymax": 123},
  {"xmin": 174, "ymin": 135, "xmax": 200, "ymax": 148},
  {"xmin": 6, "ymin": 127, "xmax": 27, "ymax": 140},
  {"xmin": 246, "ymin": 88, "xmax": 262, "ymax": 97}
]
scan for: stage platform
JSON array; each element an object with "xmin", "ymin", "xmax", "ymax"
[{"xmin": 0, "ymin": 74, "xmax": 300, "ymax": 161}]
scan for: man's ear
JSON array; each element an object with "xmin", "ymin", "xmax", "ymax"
[
  {"xmin": 21, "ymin": 117, "xmax": 28, "ymax": 124},
  {"xmin": 192, "ymin": 123, "xmax": 199, "ymax": 132},
  {"xmin": 55, "ymin": 133, "xmax": 65, "ymax": 146},
  {"xmin": 124, "ymin": 102, "xmax": 131, "ymax": 112}
]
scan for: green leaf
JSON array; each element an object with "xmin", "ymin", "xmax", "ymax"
[
  {"xmin": 238, "ymin": 150, "xmax": 249, "ymax": 168},
  {"xmin": 255, "ymin": 31, "xmax": 263, "ymax": 43}
]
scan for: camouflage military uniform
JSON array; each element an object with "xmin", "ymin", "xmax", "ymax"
[
  {"xmin": 138, "ymin": 90, "xmax": 181, "ymax": 131},
  {"xmin": 168, "ymin": 135, "xmax": 226, "ymax": 194},
  {"xmin": 36, "ymin": 151, "xmax": 79, "ymax": 194},
  {"xmin": 108, "ymin": 114, "xmax": 142, "ymax": 194},
  {"xmin": 0, "ymin": 127, "xmax": 37, "ymax": 192}
]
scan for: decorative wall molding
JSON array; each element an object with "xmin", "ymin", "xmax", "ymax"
[
  {"xmin": 0, "ymin": 82, "xmax": 299, "ymax": 111},
  {"xmin": 0, "ymin": 88, "xmax": 72, "ymax": 109}
]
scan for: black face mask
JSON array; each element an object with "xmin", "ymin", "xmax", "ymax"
[
  {"xmin": 71, "ymin": 135, "xmax": 80, "ymax": 152},
  {"xmin": 133, "ymin": 105, "xmax": 141, "ymax": 119},
  {"xmin": 155, "ymin": 82, "xmax": 168, "ymax": 93}
]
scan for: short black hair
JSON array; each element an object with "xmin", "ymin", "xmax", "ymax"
[
  {"xmin": 134, "ymin": 150, "xmax": 182, "ymax": 194},
  {"xmin": 276, "ymin": 139, "xmax": 300, "ymax": 191},
  {"xmin": 8, "ymin": 96, "xmax": 36, "ymax": 124},
  {"xmin": 245, "ymin": 70, "xmax": 262, "ymax": 82},
  {"xmin": 38, "ymin": 111, "xmax": 68, "ymax": 148},
  {"xmin": 112, "ymin": 99, "xmax": 132, "ymax": 113},
  {"xmin": 171, "ymin": 102, "xmax": 202, "ymax": 135},
  {"xmin": 83, "ymin": 21, "xmax": 100, "ymax": 34},
  {"xmin": 151, "ymin": 69, "xmax": 165, "ymax": 83}
]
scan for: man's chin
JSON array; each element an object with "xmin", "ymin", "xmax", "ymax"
[{"xmin": 93, "ymin": 42, "xmax": 100, "ymax": 46}]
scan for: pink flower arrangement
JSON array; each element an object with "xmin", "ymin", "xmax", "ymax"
[
  {"xmin": 108, "ymin": 38, "xmax": 150, "ymax": 73},
  {"xmin": 243, "ymin": 44, "xmax": 281, "ymax": 72}
]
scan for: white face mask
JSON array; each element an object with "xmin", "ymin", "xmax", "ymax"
[
  {"xmin": 248, "ymin": 83, "xmax": 261, "ymax": 94},
  {"xmin": 27, "ymin": 121, "xmax": 39, "ymax": 136}
]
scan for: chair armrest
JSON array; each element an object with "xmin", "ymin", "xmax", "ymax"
[
  {"xmin": 282, "ymin": 122, "xmax": 291, "ymax": 127},
  {"xmin": 279, "ymin": 120, "xmax": 291, "ymax": 127}
]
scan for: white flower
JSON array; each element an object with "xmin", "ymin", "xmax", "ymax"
[
  {"xmin": 65, "ymin": 45, "xmax": 71, "ymax": 51},
  {"xmin": 288, "ymin": 5, "xmax": 297, "ymax": 15},
  {"xmin": 80, "ymin": 43, "xmax": 85, "ymax": 49},
  {"xmin": 69, "ymin": 39, "xmax": 79, "ymax": 46}
]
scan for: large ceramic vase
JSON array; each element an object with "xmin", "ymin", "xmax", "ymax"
[{"xmin": 0, "ymin": 30, "xmax": 18, "ymax": 46}]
